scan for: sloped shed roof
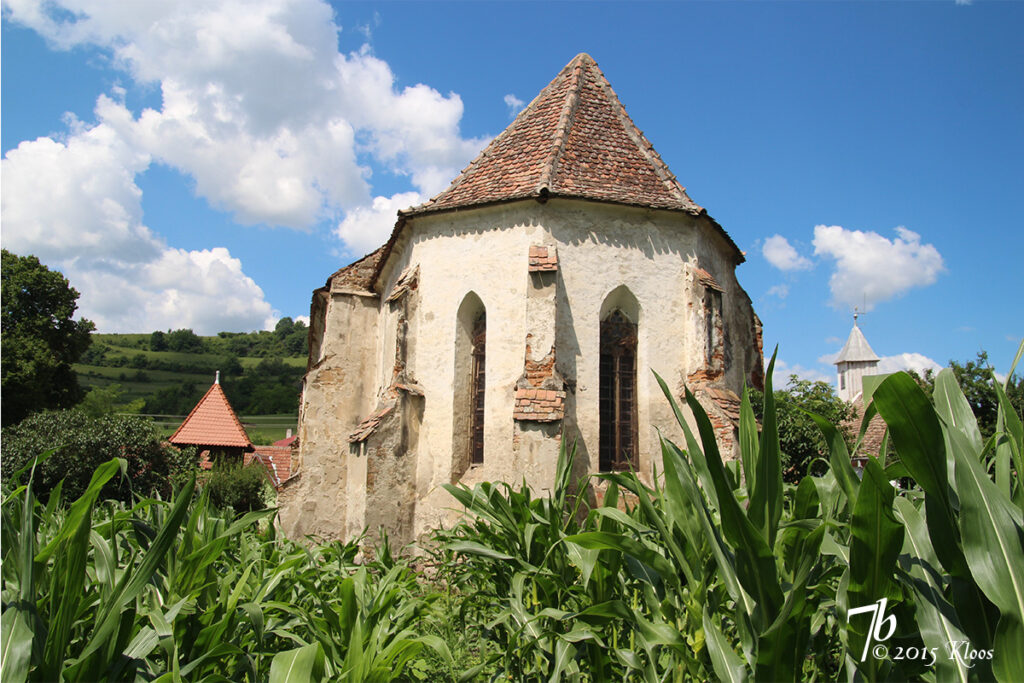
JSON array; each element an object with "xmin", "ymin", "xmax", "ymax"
[{"xmin": 169, "ymin": 382, "xmax": 252, "ymax": 449}]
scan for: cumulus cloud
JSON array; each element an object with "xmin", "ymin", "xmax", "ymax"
[
  {"xmin": 504, "ymin": 93, "xmax": 525, "ymax": 118},
  {"xmin": 813, "ymin": 225, "xmax": 944, "ymax": 310},
  {"xmin": 765, "ymin": 284, "xmax": 789, "ymax": 299},
  {"xmin": 771, "ymin": 359, "xmax": 832, "ymax": 384},
  {"xmin": 3, "ymin": 0, "xmax": 487, "ymax": 228},
  {"xmin": 762, "ymin": 234, "xmax": 812, "ymax": 271},
  {"xmin": 876, "ymin": 353, "xmax": 942, "ymax": 376},
  {"xmin": 1, "ymin": 116, "xmax": 274, "ymax": 334},
  {"xmin": 2, "ymin": 0, "xmax": 490, "ymax": 331},
  {"xmin": 335, "ymin": 191, "xmax": 421, "ymax": 254}
]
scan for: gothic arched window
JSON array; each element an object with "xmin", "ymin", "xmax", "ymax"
[
  {"xmin": 600, "ymin": 310, "xmax": 638, "ymax": 471},
  {"xmin": 469, "ymin": 312, "xmax": 486, "ymax": 465}
]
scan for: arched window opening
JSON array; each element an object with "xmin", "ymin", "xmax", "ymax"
[
  {"xmin": 470, "ymin": 312, "xmax": 486, "ymax": 465},
  {"xmin": 600, "ymin": 310, "xmax": 638, "ymax": 471}
]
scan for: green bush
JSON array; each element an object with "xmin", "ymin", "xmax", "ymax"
[
  {"xmin": 202, "ymin": 463, "xmax": 270, "ymax": 514},
  {"xmin": 0, "ymin": 409, "xmax": 194, "ymax": 502}
]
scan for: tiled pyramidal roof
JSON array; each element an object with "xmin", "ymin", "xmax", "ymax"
[
  {"xmin": 835, "ymin": 322, "xmax": 880, "ymax": 364},
  {"xmin": 169, "ymin": 382, "xmax": 252, "ymax": 449},
  {"xmin": 399, "ymin": 53, "xmax": 741, "ymax": 258}
]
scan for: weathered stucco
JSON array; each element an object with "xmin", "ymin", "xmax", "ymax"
[{"xmin": 279, "ymin": 197, "xmax": 762, "ymax": 545}]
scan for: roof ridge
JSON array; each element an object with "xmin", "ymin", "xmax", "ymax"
[
  {"xmin": 406, "ymin": 56, "xmax": 582, "ymax": 215},
  {"xmin": 587, "ymin": 62, "xmax": 701, "ymax": 212},
  {"xmin": 169, "ymin": 381, "xmax": 252, "ymax": 449},
  {"xmin": 536, "ymin": 55, "xmax": 586, "ymax": 194},
  {"xmin": 168, "ymin": 381, "xmax": 218, "ymax": 444}
]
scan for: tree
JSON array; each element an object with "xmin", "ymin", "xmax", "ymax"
[
  {"xmin": 749, "ymin": 375, "xmax": 856, "ymax": 482},
  {"xmin": 166, "ymin": 328, "xmax": 204, "ymax": 353},
  {"xmin": 1, "ymin": 250, "xmax": 95, "ymax": 425},
  {"xmin": 909, "ymin": 350, "xmax": 1023, "ymax": 440},
  {"xmin": 0, "ymin": 409, "xmax": 195, "ymax": 502},
  {"xmin": 150, "ymin": 330, "xmax": 168, "ymax": 351}
]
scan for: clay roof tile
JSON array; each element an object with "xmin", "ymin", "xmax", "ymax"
[{"xmin": 169, "ymin": 382, "xmax": 252, "ymax": 449}]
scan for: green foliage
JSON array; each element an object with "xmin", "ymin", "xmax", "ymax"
[
  {"xmin": 165, "ymin": 328, "xmax": 204, "ymax": 352},
  {"xmin": 80, "ymin": 332, "xmax": 305, "ymax": 417},
  {"xmin": 910, "ymin": 350, "xmax": 1024, "ymax": 441},
  {"xmin": 149, "ymin": 329, "xmax": 168, "ymax": 351},
  {"xmin": 78, "ymin": 383, "xmax": 145, "ymax": 418},
  {"xmin": 1, "ymin": 250, "xmax": 95, "ymax": 425},
  {"xmin": 436, "ymin": 343, "xmax": 1024, "ymax": 681},
  {"xmin": 202, "ymin": 463, "xmax": 271, "ymax": 515},
  {"xmin": 0, "ymin": 409, "xmax": 193, "ymax": 503},
  {"xmin": 4, "ymin": 340, "xmax": 1022, "ymax": 682},
  {"xmin": 749, "ymin": 374, "xmax": 856, "ymax": 482},
  {"xmin": 1, "ymin": 460, "xmax": 447, "ymax": 682}
]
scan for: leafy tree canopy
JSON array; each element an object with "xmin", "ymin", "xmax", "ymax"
[
  {"xmin": 909, "ymin": 350, "xmax": 1023, "ymax": 440},
  {"xmin": 1, "ymin": 408, "xmax": 195, "ymax": 502},
  {"xmin": 749, "ymin": 375, "xmax": 856, "ymax": 482},
  {"xmin": 1, "ymin": 250, "xmax": 95, "ymax": 425}
]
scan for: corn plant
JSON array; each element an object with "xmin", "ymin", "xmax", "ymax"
[
  {"xmin": 440, "ymin": 343, "xmax": 1024, "ymax": 681},
  {"xmin": 0, "ymin": 454, "xmax": 448, "ymax": 682}
]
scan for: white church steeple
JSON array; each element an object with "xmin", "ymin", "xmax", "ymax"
[{"xmin": 834, "ymin": 312, "xmax": 880, "ymax": 402}]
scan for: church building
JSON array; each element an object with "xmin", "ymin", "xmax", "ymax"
[{"xmin": 278, "ymin": 54, "xmax": 764, "ymax": 546}]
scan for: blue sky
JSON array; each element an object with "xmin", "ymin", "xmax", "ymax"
[{"xmin": 3, "ymin": 1, "xmax": 1022, "ymax": 386}]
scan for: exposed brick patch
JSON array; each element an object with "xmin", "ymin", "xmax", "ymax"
[
  {"xmin": 844, "ymin": 394, "xmax": 888, "ymax": 458},
  {"xmin": 528, "ymin": 245, "xmax": 558, "ymax": 272},
  {"xmin": 513, "ymin": 388, "xmax": 565, "ymax": 422},
  {"xmin": 704, "ymin": 386, "xmax": 742, "ymax": 426},
  {"xmin": 348, "ymin": 402, "xmax": 397, "ymax": 443},
  {"xmin": 523, "ymin": 346, "xmax": 557, "ymax": 387},
  {"xmin": 751, "ymin": 313, "xmax": 765, "ymax": 391}
]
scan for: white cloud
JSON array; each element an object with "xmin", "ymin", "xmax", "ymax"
[
  {"xmin": 765, "ymin": 284, "xmax": 789, "ymax": 299},
  {"xmin": 3, "ymin": 0, "xmax": 492, "ymax": 331},
  {"xmin": 762, "ymin": 234, "xmax": 812, "ymax": 271},
  {"xmin": 813, "ymin": 225, "xmax": 944, "ymax": 311},
  {"xmin": 770, "ymin": 359, "xmax": 832, "ymax": 384},
  {"xmin": 294, "ymin": 315, "xmax": 311, "ymax": 326},
  {"xmin": 504, "ymin": 93, "xmax": 525, "ymax": 118},
  {"xmin": 335, "ymin": 191, "xmax": 421, "ymax": 254},
  {"xmin": 4, "ymin": 0, "xmax": 487, "ymax": 232},
  {"xmin": 876, "ymin": 353, "xmax": 942, "ymax": 376},
  {"xmin": 1, "ymin": 119, "xmax": 274, "ymax": 334}
]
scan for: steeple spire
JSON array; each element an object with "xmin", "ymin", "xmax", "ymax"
[{"xmin": 835, "ymin": 316, "xmax": 880, "ymax": 401}]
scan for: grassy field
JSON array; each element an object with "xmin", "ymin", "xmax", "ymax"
[{"xmin": 77, "ymin": 334, "xmax": 305, "ymax": 434}]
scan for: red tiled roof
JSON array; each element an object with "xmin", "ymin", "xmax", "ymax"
[
  {"xmin": 398, "ymin": 54, "xmax": 741, "ymax": 257},
  {"xmin": 846, "ymin": 395, "xmax": 888, "ymax": 458},
  {"xmin": 169, "ymin": 382, "xmax": 252, "ymax": 449},
  {"xmin": 362, "ymin": 54, "xmax": 743, "ymax": 289},
  {"xmin": 327, "ymin": 246, "xmax": 386, "ymax": 295},
  {"xmin": 348, "ymin": 402, "xmax": 396, "ymax": 443},
  {"xmin": 248, "ymin": 446, "xmax": 294, "ymax": 487},
  {"xmin": 528, "ymin": 245, "xmax": 558, "ymax": 272},
  {"xmin": 273, "ymin": 435, "xmax": 297, "ymax": 447},
  {"xmin": 694, "ymin": 267, "xmax": 723, "ymax": 292}
]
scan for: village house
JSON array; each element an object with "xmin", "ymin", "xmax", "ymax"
[
  {"xmin": 278, "ymin": 54, "xmax": 764, "ymax": 546},
  {"xmin": 170, "ymin": 373, "xmax": 295, "ymax": 487}
]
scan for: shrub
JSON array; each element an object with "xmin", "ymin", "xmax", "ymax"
[
  {"xmin": 202, "ymin": 463, "xmax": 270, "ymax": 514},
  {"xmin": 0, "ymin": 408, "xmax": 194, "ymax": 502}
]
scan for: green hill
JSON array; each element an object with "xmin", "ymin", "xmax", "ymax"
[{"xmin": 77, "ymin": 323, "xmax": 309, "ymax": 441}]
